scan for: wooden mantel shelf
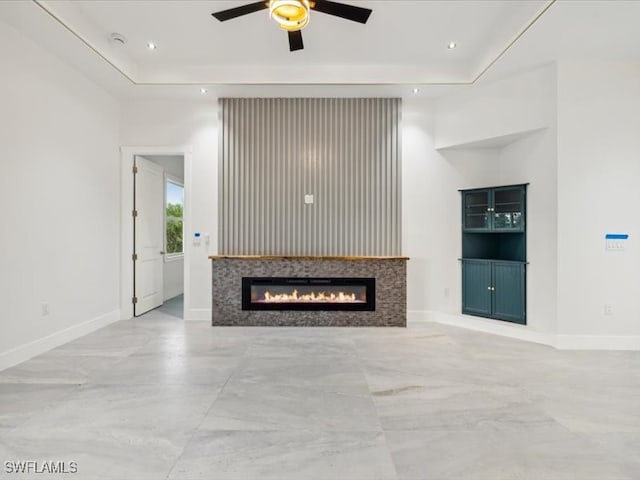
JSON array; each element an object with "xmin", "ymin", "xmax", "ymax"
[{"xmin": 209, "ymin": 255, "xmax": 409, "ymax": 261}]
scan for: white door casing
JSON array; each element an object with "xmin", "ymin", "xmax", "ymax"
[{"xmin": 134, "ymin": 156, "xmax": 164, "ymax": 316}]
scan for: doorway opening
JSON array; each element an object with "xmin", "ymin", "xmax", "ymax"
[
  {"xmin": 134, "ymin": 155, "xmax": 185, "ymax": 318},
  {"xmin": 120, "ymin": 147, "xmax": 192, "ymax": 321}
]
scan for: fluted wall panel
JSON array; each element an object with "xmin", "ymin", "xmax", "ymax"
[{"xmin": 219, "ymin": 98, "xmax": 401, "ymax": 255}]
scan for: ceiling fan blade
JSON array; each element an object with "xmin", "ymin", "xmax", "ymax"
[
  {"xmin": 212, "ymin": 1, "xmax": 269, "ymax": 21},
  {"xmin": 311, "ymin": 0, "xmax": 372, "ymax": 23},
  {"xmin": 288, "ymin": 30, "xmax": 304, "ymax": 51}
]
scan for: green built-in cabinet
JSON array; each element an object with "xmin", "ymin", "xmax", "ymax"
[{"xmin": 460, "ymin": 184, "xmax": 527, "ymax": 324}]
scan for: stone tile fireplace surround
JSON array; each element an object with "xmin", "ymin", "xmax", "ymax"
[{"xmin": 210, "ymin": 256, "xmax": 408, "ymax": 327}]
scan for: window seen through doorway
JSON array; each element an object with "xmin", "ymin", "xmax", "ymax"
[{"xmin": 166, "ymin": 178, "xmax": 184, "ymax": 256}]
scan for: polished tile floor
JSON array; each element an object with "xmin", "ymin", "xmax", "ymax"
[{"xmin": 1, "ymin": 308, "xmax": 640, "ymax": 479}]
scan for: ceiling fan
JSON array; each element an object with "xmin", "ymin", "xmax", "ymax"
[{"xmin": 212, "ymin": 0, "xmax": 373, "ymax": 52}]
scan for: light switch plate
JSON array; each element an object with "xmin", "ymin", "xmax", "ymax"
[
  {"xmin": 304, "ymin": 194, "xmax": 314, "ymax": 204},
  {"xmin": 605, "ymin": 233, "xmax": 628, "ymax": 251}
]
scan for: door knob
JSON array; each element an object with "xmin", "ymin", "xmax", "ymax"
[{"xmin": 160, "ymin": 251, "xmax": 165, "ymax": 255}]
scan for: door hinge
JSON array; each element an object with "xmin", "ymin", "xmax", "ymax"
[
  {"xmin": 132, "ymin": 253, "xmax": 138, "ymax": 261},
  {"xmin": 132, "ymin": 209, "xmax": 138, "ymax": 217},
  {"xmin": 132, "ymin": 296, "xmax": 138, "ymax": 304},
  {"xmin": 132, "ymin": 165, "xmax": 138, "ymax": 174}
]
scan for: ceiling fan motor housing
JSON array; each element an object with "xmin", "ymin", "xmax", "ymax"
[{"xmin": 269, "ymin": 0, "xmax": 311, "ymax": 31}]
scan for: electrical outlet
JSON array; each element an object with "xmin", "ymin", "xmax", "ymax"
[
  {"xmin": 604, "ymin": 304, "xmax": 613, "ymax": 316},
  {"xmin": 41, "ymin": 302, "xmax": 49, "ymax": 316}
]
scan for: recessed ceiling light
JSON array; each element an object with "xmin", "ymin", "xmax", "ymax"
[
  {"xmin": 109, "ymin": 32, "xmax": 126, "ymax": 45},
  {"xmin": 448, "ymin": 42, "xmax": 457, "ymax": 49},
  {"xmin": 200, "ymin": 88, "xmax": 208, "ymax": 94},
  {"xmin": 412, "ymin": 88, "xmax": 420, "ymax": 94},
  {"xmin": 147, "ymin": 42, "xmax": 157, "ymax": 50}
]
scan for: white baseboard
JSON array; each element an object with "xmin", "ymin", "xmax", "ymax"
[
  {"xmin": 410, "ymin": 310, "xmax": 553, "ymax": 347},
  {"xmin": 0, "ymin": 310, "xmax": 121, "ymax": 371},
  {"xmin": 185, "ymin": 308, "xmax": 211, "ymax": 321},
  {"xmin": 409, "ymin": 310, "xmax": 640, "ymax": 351},
  {"xmin": 555, "ymin": 335, "xmax": 640, "ymax": 350}
]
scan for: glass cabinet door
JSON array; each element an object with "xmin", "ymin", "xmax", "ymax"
[
  {"xmin": 493, "ymin": 187, "xmax": 524, "ymax": 231},
  {"xmin": 463, "ymin": 190, "xmax": 490, "ymax": 230}
]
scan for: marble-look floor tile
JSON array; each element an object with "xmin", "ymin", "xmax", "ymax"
[
  {"xmin": 0, "ymin": 384, "xmax": 218, "ymax": 479},
  {"xmin": 386, "ymin": 429, "xmax": 522, "ymax": 480},
  {"xmin": 15, "ymin": 384, "xmax": 217, "ymax": 437},
  {"xmin": 584, "ymin": 432, "xmax": 640, "ymax": 479},
  {"xmin": 125, "ymin": 313, "xmax": 186, "ymax": 331},
  {"xmin": 353, "ymin": 331, "xmax": 463, "ymax": 358},
  {"xmin": 168, "ymin": 430, "xmax": 397, "ymax": 480},
  {"xmin": 586, "ymin": 431, "xmax": 640, "ymax": 462},
  {"xmin": 133, "ymin": 334, "xmax": 252, "ymax": 357},
  {"xmin": 232, "ymin": 355, "xmax": 368, "ymax": 387},
  {"xmin": 47, "ymin": 328, "xmax": 152, "ymax": 357},
  {"xmin": 374, "ymin": 382, "xmax": 556, "ymax": 431},
  {"xmin": 360, "ymin": 353, "xmax": 495, "ymax": 392},
  {"xmin": 2, "ymin": 309, "xmax": 640, "ymax": 480},
  {"xmin": 245, "ymin": 335, "xmax": 357, "ymax": 357},
  {"xmin": 388, "ymin": 425, "xmax": 634, "ymax": 480},
  {"xmin": 496, "ymin": 425, "xmax": 634, "ymax": 480},
  {"xmin": 87, "ymin": 354, "xmax": 241, "ymax": 385},
  {"xmin": 530, "ymin": 384, "xmax": 640, "ymax": 433},
  {"xmin": 0, "ymin": 426, "xmax": 182, "ymax": 480},
  {"xmin": 0, "ymin": 384, "xmax": 78, "ymax": 429},
  {"xmin": 200, "ymin": 380, "xmax": 380, "ymax": 431},
  {"xmin": 0, "ymin": 354, "xmax": 123, "ymax": 384}
]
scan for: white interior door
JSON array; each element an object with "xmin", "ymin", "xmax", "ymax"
[{"xmin": 134, "ymin": 156, "xmax": 164, "ymax": 316}]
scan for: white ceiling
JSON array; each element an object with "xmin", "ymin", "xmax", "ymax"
[{"xmin": 1, "ymin": 0, "xmax": 639, "ymax": 99}]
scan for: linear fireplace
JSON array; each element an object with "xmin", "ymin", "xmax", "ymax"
[{"xmin": 242, "ymin": 277, "xmax": 375, "ymax": 311}]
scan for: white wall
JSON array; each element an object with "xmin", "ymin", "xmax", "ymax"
[
  {"xmin": 434, "ymin": 65, "xmax": 556, "ymax": 150},
  {"xmin": 120, "ymin": 101, "xmax": 218, "ymax": 320},
  {"xmin": 145, "ymin": 155, "xmax": 184, "ymax": 179},
  {"xmin": 411, "ymin": 64, "xmax": 559, "ymax": 343},
  {"xmin": 428, "ymin": 60, "xmax": 640, "ymax": 349},
  {"xmin": 0, "ymin": 20, "xmax": 120, "ymax": 368},
  {"xmin": 556, "ymin": 61, "xmax": 640, "ymax": 344},
  {"xmin": 163, "ymin": 259, "xmax": 184, "ymax": 301},
  {"xmin": 402, "ymin": 98, "xmax": 501, "ymax": 317},
  {"xmin": 496, "ymin": 129, "xmax": 558, "ymax": 336}
]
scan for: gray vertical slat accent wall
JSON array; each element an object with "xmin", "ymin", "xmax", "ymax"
[{"xmin": 218, "ymin": 98, "xmax": 402, "ymax": 256}]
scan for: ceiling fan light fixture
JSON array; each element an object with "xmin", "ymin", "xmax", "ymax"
[{"xmin": 269, "ymin": 0, "xmax": 310, "ymax": 31}]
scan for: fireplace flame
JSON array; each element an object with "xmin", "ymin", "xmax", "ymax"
[{"xmin": 261, "ymin": 289, "xmax": 364, "ymax": 303}]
